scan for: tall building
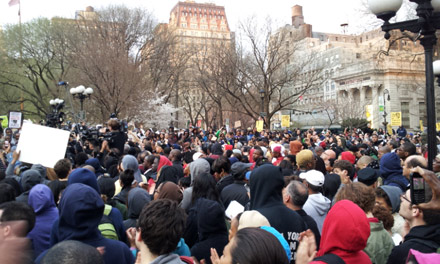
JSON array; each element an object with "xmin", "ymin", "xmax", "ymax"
[
  {"xmin": 275, "ymin": 5, "xmax": 435, "ymax": 131},
  {"xmin": 167, "ymin": 0, "xmax": 234, "ymax": 128}
]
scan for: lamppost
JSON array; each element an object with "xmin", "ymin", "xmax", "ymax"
[
  {"xmin": 368, "ymin": 0, "xmax": 440, "ymax": 170},
  {"xmin": 382, "ymin": 89, "xmax": 391, "ymax": 132},
  {"xmin": 47, "ymin": 98, "xmax": 65, "ymax": 128},
  {"xmin": 259, "ymin": 89, "xmax": 265, "ymax": 117},
  {"xmin": 70, "ymin": 85, "xmax": 93, "ymax": 120}
]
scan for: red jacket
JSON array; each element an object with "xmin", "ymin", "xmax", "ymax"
[{"xmin": 311, "ymin": 200, "xmax": 371, "ymax": 264}]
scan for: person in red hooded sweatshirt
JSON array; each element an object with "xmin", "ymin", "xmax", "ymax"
[{"xmin": 296, "ymin": 199, "xmax": 371, "ymax": 264}]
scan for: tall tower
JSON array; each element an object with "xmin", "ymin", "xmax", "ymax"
[
  {"xmin": 167, "ymin": 1, "xmax": 234, "ymax": 128},
  {"xmin": 291, "ymin": 5, "xmax": 304, "ymax": 28}
]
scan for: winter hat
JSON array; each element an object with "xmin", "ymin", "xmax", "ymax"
[
  {"xmin": 260, "ymin": 226, "xmax": 292, "ymax": 262},
  {"xmin": 232, "ymin": 149, "xmax": 242, "ymax": 155},
  {"xmin": 224, "ymin": 144, "xmax": 233, "ymax": 151},
  {"xmin": 379, "ymin": 185, "xmax": 402, "ymax": 213},
  {"xmin": 357, "ymin": 168, "xmax": 379, "ymax": 186},
  {"xmin": 341, "ymin": 151, "xmax": 356, "ymax": 165}
]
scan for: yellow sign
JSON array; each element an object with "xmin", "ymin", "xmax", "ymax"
[
  {"xmin": 256, "ymin": 120, "xmax": 264, "ymax": 132},
  {"xmin": 390, "ymin": 112, "xmax": 402, "ymax": 126},
  {"xmin": 281, "ymin": 115, "xmax": 290, "ymax": 128},
  {"xmin": 420, "ymin": 120, "xmax": 424, "ymax": 132},
  {"xmin": 437, "ymin": 123, "xmax": 440, "ymax": 131},
  {"xmin": 365, "ymin": 105, "xmax": 373, "ymax": 121},
  {"xmin": 387, "ymin": 124, "xmax": 393, "ymax": 135},
  {"xmin": 0, "ymin": 115, "xmax": 7, "ymax": 129}
]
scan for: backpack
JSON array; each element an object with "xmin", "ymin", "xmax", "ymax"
[
  {"xmin": 98, "ymin": 204, "xmax": 119, "ymax": 240},
  {"xmin": 313, "ymin": 253, "xmax": 346, "ymax": 264}
]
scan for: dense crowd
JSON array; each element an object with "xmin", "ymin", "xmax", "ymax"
[{"xmin": 1, "ymin": 119, "xmax": 440, "ymax": 264}]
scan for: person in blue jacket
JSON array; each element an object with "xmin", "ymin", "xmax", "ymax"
[{"xmin": 36, "ymin": 183, "xmax": 133, "ymax": 264}]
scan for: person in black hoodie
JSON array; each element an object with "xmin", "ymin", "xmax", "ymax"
[
  {"xmin": 250, "ymin": 164, "xmax": 307, "ymax": 263},
  {"xmin": 190, "ymin": 198, "xmax": 228, "ymax": 264}
]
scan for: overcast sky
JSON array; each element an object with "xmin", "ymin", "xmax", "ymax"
[{"xmin": 1, "ymin": 0, "xmax": 372, "ymax": 33}]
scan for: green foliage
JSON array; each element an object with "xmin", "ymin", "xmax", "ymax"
[
  {"xmin": 341, "ymin": 118, "xmax": 370, "ymax": 130},
  {"xmin": 0, "ymin": 18, "xmax": 74, "ymax": 120}
]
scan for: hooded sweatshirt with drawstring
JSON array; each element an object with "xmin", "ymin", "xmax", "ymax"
[
  {"xmin": 303, "ymin": 191, "xmax": 331, "ymax": 234},
  {"xmin": 310, "ymin": 200, "xmax": 371, "ymax": 264},
  {"xmin": 250, "ymin": 164, "xmax": 307, "ymax": 263},
  {"xmin": 36, "ymin": 183, "xmax": 133, "ymax": 264}
]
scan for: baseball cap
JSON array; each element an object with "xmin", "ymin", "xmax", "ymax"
[{"xmin": 299, "ymin": 170, "xmax": 325, "ymax": 186}]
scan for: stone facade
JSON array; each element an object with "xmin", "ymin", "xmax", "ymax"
[{"xmin": 278, "ymin": 5, "xmax": 437, "ymax": 131}]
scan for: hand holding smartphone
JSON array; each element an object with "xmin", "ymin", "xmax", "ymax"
[{"xmin": 410, "ymin": 172, "xmax": 427, "ymax": 204}]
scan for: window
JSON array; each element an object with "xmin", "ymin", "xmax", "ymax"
[
  {"xmin": 356, "ymin": 53, "xmax": 361, "ymax": 59},
  {"xmin": 419, "ymin": 102, "xmax": 427, "ymax": 126},
  {"xmin": 331, "ymin": 81, "xmax": 335, "ymax": 90},
  {"xmin": 401, "ymin": 102, "xmax": 410, "ymax": 128}
]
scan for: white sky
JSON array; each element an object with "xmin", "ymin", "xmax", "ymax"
[{"xmin": 1, "ymin": 0, "xmax": 366, "ymax": 34}]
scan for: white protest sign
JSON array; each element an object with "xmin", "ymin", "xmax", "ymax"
[
  {"xmin": 225, "ymin": 200, "xmax": 245, "ymax": 220},
  {"xmin": 16, "ymin": 123, "xmax": 70, "ymax": 168}
]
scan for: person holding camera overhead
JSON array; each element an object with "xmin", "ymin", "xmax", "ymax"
[{"xmin": 100, "ymin": 119, "xmax": 127, "ymax": 156}]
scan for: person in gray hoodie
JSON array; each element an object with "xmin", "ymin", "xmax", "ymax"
[
  {"xmin": 300, "ymin": 170, "xmax": 331, "ymax": 234},
  {"xmin": 179, "ymin": 158, "xmax": 211, "ymax": 211},
  {"xmin": 16, "ymin": 169, "xmax": 45, "ymax": 203}
]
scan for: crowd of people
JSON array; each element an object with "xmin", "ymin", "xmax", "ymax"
[{"xmin": 1, "ymin": 119, "xmax": 440, "ymax": 264}]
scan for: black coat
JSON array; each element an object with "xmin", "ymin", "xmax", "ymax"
[
  {"xmin": 387, "ymin": 224, "xmax": 440, "ymax": 264},
  {"xmin": 250, "ymin": 164, "xmax": 307, "ymax": 263},
  {"xmin": 220, "ymin": 181, "xmax": 249, "ymax": 209}
]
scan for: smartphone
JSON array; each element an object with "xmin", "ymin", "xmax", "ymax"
[{"xmin": 410, "ymin": 172, "xmax": 426, "ymax": 204}]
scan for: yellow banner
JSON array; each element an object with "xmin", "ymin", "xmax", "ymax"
[
  {"xmin": 256, "ymin": 120, "xmax": 264, "ymax": 132},
  {"xmin": 387, "ymin": 124, "xmax": 393, "ymax": 135},
  {"xmin": 390, "ymin": 112, "xmax": 402, "ymax": 126},
  {"xmin": 420, "ymin": 120, "xmax": 424, "ymax": 132},
  {"xmin": 437, "ymin": 123, "xmax": 440, "ymax": 131},
  {"xmin": 281, "ymin": 115, "xmax": 290, "ymax": 128},
  {"xmin": 366, "ymin": 105, "xmax": 373, "ymax": 121}
]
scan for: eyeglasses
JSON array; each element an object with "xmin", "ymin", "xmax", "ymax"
[{"xmin": 400, "ymin": 194, "xmax": 411, "ymax": 204}]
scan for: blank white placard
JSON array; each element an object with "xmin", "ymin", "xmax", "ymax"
[{"xmin": 16, "ymin": 123, "xmax": 70, "ymax": 168}]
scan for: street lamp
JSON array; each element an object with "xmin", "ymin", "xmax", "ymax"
[
  {"xmin": 70, "ymin": 85, "xmax": 93, "ymax": 120},
  {"xmin": 382, "ymin": 89, "xmax": 391, "ymax": 132},
  {"xmin": 47, "ymin": 98, "xmax": 65, "ymax": 128},
  {"xmin": 259, "ymin": 89, "xmax": 265, "ymax": 118},
  {"xmin": 368, "ymin": 0, "xmax": 440, "ymax": 170}
]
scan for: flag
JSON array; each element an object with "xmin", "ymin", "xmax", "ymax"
[{"xmin": 8, "ymin": 0, "xmax": 19, "ymax": 7}]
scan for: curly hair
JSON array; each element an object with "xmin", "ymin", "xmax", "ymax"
[
  {"xmin": 372, "ymin": 205, "xmax": 394, "ymax": 231},
  {"xmin": 334, "ymin": 182, "xmax": 375, "ymax": 213},
  {"xmin": 138, "ymin": 199, "xmax": 186, "ymax": 256}
]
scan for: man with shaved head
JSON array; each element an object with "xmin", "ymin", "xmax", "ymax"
[
  {"xmin": 378, "ymin": 146, "xmax": 391, "ymax": 160},
  {"xmin": 169, "ymin": 149, "xmax": 184, "ymax": 179},
  {"xmin": 402, "ymin": 155, "xmax": 427, "ymax": 179}
]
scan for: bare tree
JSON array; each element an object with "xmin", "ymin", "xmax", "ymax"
[
  {"xmin": 210, "ymin": 17, "xmax": 323, "ymax": 128},
  {"xmin": 68, "ymin": 5, "xmax": 156, "ymax": 122}
]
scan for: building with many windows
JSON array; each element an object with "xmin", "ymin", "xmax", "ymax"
[
  {"xmin": 167, "ymin": 0, "xmax": 234, "ymax": 128},
  {"xmin": 276, "ymin": 5, "xmax": 436, "ymax": 131}
]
